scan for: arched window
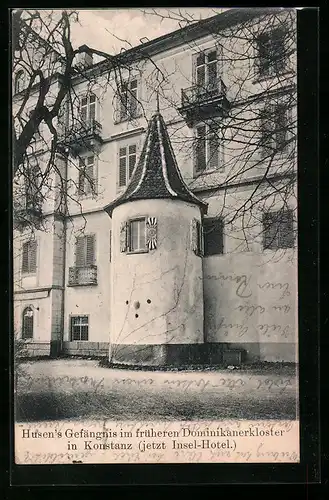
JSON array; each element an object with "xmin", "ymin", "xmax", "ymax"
[
  {"xmin": 22, "ymin": 307, "xmax": 33, "ymax": 339},
  {"xmin": 14, "ymin": 70, "xmax": 25, "ymax": 94}
]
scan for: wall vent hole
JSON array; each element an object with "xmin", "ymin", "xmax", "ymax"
[{"xmin": 147, "ymin": 299, "xmax": 151, "ymax": 304}]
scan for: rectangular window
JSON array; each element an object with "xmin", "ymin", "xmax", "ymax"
[
  {"xmin": 25, "ymin": 158, "xmax": 41, "ymax": 210},
  {"xmin": 80, "ymin": 93, "xmax": 96, "ymax": 125},
  {"xmin": 118, "ymin": 79, "xmax": 139, "ymax": 122},
  {"xmin": 260, "ymin": 103, "xmax": 290, "ymax": 157},
  {"xmin": 28, "ymin": 110, "xmax": 42, "ymax": 142},
  {"xmin": 70, "ymin": 315, "xmax": 89, "ymax": 341},
  {"xmin": 203, "ymin": 218, "xmax": 224, "ymax": 256},
  {"xmin": 22, "ymin": 240, "xmax": 37, "ymax": 273},
  {"xmin": 195, "ymin": 124, "xmax": 222, "ymax": 173},
  {"xmin": 263, "ymin": 210, "xmax": 294, "ymax": 250},
  {"xmin": 75, "ymin": 234, "xmax": 95, "ymax": 267},
  {"xmin": 256, "ymin": 29, "xmax": 286, "ymax": 78},
  {"xmin": 119, "ymin": 144, "xmax": 137, "ymax": 187},
  {"xmin": 195, "ymin": 49, "xmax": 219, "ymax": 93},
  {"xmin": 78, "ymin": 155, "xmax": 96, "ymax": 196},
  {"xmin": 129, "ymin": 218, "xmax": 146, "ymax": 252}
]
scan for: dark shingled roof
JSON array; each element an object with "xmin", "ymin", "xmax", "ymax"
[{"xmin": 104, "ymin": 112, "xmax": 208, "ymax": 217}]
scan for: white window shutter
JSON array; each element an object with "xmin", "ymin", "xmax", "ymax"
[
  {"xmin": 199, "ymin": 224, "xmax": 204, "ymax": 257},
  {"xmin": 86, "ymin": 235, "xmax": 95, "ymax": 266},
  {"xmin": 146, "ymin": 217, "xmax": 157, "ymax": 250},
  {"xmin": 75, "ymin": 237, "xmax": 85, "ymax": 267},
  {"xmin": 190, "ymin": 218, "xmax": 198, "ymax": 254},
  {"xmin": 30, "ymin": 241, "xmax": 37, "ymax": 272},
  {"xmin": 120, "ymin": 221, "xmax": 128, "ymax": 252}
]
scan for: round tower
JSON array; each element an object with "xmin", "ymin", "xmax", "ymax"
[{"xmin": 104, "ymin": 111, "xmax": 208, "ymax": 366}]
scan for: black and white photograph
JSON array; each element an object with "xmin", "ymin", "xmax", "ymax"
[{"xmin": 12, "ymin": 7, "xmax": 300, "ymax": 464}]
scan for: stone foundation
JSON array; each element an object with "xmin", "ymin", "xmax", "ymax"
[
  {"xmin": 18, "ymin": 341, "xmax": 297, "ymax": 364},
  {"xmin": 62, "ymin": 341, "xmax": 109, "ymax": 357},
  {"xmin": 20, "ymin": 341, "xmax": 51, "ymax": 357}
]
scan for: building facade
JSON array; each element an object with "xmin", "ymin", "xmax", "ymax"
[{"xmin": 13, "ymin": 8, "xmax": 298, "ymax": 364}]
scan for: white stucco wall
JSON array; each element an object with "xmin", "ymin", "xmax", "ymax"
[
  {"xmin": 111, "ymin": 198, "xmax": 204, "ymax": 346},
  {"xmin": 64, "ymin": 211, "xmax": 112, "ymax": 343}
]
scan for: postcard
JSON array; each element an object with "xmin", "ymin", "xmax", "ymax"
[{"xmin": 13, "ymin": 7, "xmax": 300, "ymax": 466}]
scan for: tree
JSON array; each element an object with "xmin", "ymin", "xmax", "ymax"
[{"xmin": 12, "ymin": 8, "xmax": 297, "ymax": 254}]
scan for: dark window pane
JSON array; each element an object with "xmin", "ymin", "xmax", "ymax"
[
  {"xmin": 263, "ymin": 210, "xmax": 294, "ymax": 250},
  {"xmin": 130, "ymin": 220, "xmax": 139, "ymax": 251},
  {"xmin": 207, "ymin": 50, "xmax": 217, "ymax": 62},
  {"xmin": 196, "ymin": 126, "xmax": 206, "ymax": 172},
  {"xmin": 196, "ymin": 52, "xmax": 205, "ymax": 66},
  {"xmin": 204, "ymin": 218, "xmax": 224, "ymax": 255},
  {"xmin": 129, "ymin": 153, "xmax": 136, "ymax": 178}
]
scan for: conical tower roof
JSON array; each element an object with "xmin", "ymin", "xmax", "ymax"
[{"xmin": 104, "ymin": 111, "xmax": 208, "ymax": 217}]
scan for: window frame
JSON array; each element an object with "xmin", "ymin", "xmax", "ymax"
[
  {"xmin": 25, "ymin": 156, "xmax": 42, "ymax": 210},
  {"xmin": 127, "ymin": 217, "xmax": 148, "ymax": 254},
  {"xmin": 14, "ymin": 70, "xmax": 25, "ymax": 94},
  {"xmin": 79, "ymin": 92, "xmax": 97, "ymax": 127},
  {"xmin": 77, "ymin": 154, "xmax": 97, "ymax": 197},
  {"xmin": 116, "ymin": 78, "xmax": 141, "ymax": 124},
  {"xmin": 255, "ymin": 28, "xmax": 287, "ymax": 80},
  {"xmin": 259, "ymin": 101, "xmax": 293, "ymax": 159},
  {"xmin": 118, "ymin": 143, "xmax": 138, "ymax": 189},
  {"xmin": 70, "ymin": 315, "xmax": 89, "ymax": 341},
  {"xmin": 193, "ymin": 45, "xmax": 223, "ymax": 91},
  {"xmin": 263, "ymin": 209, "xmax": 295, "ymax": 250},
  {"xmin": 22, "ymin": 306, "xmax": 34, "ymax": 339},
  {"xmin": 74, "ymin": 233, "xmax": 96, "ymax": 268},
  {"xmin": 21, "ymin": 240, "xmax": 37, "ymax": 275},
  {"xmin": 203, "ymin": 217, "xmax": 224, "ymax": 257},
  {"xmin": 194, "ymin": 121, "xmax": 224, "ymax": 175}
]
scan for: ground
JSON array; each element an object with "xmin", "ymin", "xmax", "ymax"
[{"xmin": 15, "ymin": 359, "xmax": 298, "ymax": 422}]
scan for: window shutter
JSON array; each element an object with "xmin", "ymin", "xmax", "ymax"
[
  {"xmin": 85, "ymin": 157, "xmax": 95, "ymax": 194},
  {"xmin": 76, "ymin": 237, "xmax": 85, "ymax": 267},
  {"xmin": 29, "ymin": 241, "xmax": 37, "ymax": 272},
  {"xmin": 78, "ymin": 159, "xmax": 85, "ymax": 194},
  {"xmin": 119, "ymin": 148, "xmax": 127, "ymax": 187},
  {"xmin": 260, "ymin": 108, "xmax": 274, "ymax": 157},
  {"xmin": 199, "ymin": 223, "xmax": 204, "ymax": 257},
  {"xmin": 120, "ymin": 221, "xmax": 128, "ymax": 252},
  {"xmin": 129, "ymin": 80, "xmax": 138, "ymax": 118},
  {"xmin": 196, "ymin": 126, "xmax": 206, "ymax": 172},
  {"xmin": 190, "ymin": 218, "xmax": 199, "ymax": 254},
  {"xmin": 22, "ymin": 243, "xmax": 29, "ymax": 272},
  {"xmin": 275, "ymin": 104, "xmax": 288, "ymax": 149},
  {"xmin": 263, "ymin": 213, "xmax": 277, "ymax": 249},
  {"xmin": 279, "ymin": 211, "xmax": 294, "ymax": 248},
  {"xmin": 86, "ymin": 235, "xmax": 95, "ymax": 266},
  {"xmin": 209, "ymin": 132, "xmax": 219, "ymax": 170},
  {"xmin": 129, "ymin": 145, "xmax": 137, "ymax": 178},
  {"xmin": 146, "ymin": 217, "xmax": 157, "ymax": 250},
  {"xmin": 204, "ymin": 218, "xmax": 224, "ymax": 256}
]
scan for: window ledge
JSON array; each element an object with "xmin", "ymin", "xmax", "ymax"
[
  {"xmin": 67, "ymin": 282, "xmax": 98, "ymax": 287},
  {"xmin": 252, "ymin": 70, "xmax": 294, "ymax": 85},
  {"xmin": 114, "ymin": 113, "xmax": 143, "ymax": 125},
  {"xmin": 126, "ymin": 249, "xmax": 149, "ymax": 255},
  {"xmin": 193, "ymin": 167, "xmax": 225, "ymax": 178}
]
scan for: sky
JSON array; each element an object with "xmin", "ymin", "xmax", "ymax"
[{"xmin": 70, "ymin": 8, "xmax": 226, "ymax": 56}]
